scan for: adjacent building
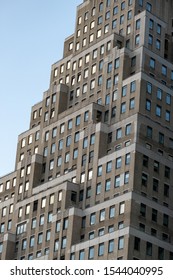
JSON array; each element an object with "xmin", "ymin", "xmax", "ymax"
[{"xmin": 1, "ymin": 0, "xmax": 173, "ymax": 260}]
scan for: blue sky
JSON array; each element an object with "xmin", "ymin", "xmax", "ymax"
[{"xmin": 0, "ymin": 0, "xmax": 82, "ymax": 177}]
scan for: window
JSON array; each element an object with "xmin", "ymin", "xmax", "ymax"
[
  {"xmin": 56, "ymin": 221, "xmax": 61, "ymax": 232},
  {"xmin": 88, "ymin": 246, "xmax": 94, "ymax": 259},
  {"xmin": 99, "ymin": 209, "xmax": 105, "ymax": 221},
  {"xmin": 61, "ymin": 236, "xmax": 67, "ymax": 249},
  {"xmin": 21, "ymin": 138, "xmax": 26, "ymax": 148},
  {"xmin": 97, "ymin": 165, "xmax": 102, "ymax": 177},
  {"xmin": 0, "ymin": 184, "xmax": 3, "ymax": 193},
  {"xmin": 157, "ymin": 24, "xmax": 161, "ymax": 34},
  {"xmin": 0, "ymin": 242, "xmax": 3, "ymax": 254},
  {"xmin": 120, "ymin": 15, "xmax": 124, "ymax": 25},
  {"xmin": 115, "ymin": 175, "xmax": 120, "ymax": 188},
  {"xmin": 142, "ymin": 173, "xmax": 148, "ymax": 186},
  {"xmin": 25, "ymin": 204, "xmax": 30, "ymax": 215},
  {"xmin": 162, "ymin": 65, "xmax": 167, "ymax": 76},
  {"xmin": 96, "ymin": 183, "xmax": 102, "ymax": 195},
  {"xmin": 73, "ymin": 148, "xmax": 78, "ymax": 159},
  {"xmin": 31, "ymin": 218, "xmax": 36, "ymax": 229},
  {"xmin": 118, "ymin": 236, "xmax": 124, "ymax": 250},
  {"xmin": 105, "ymin": 179, "xmax": 111, "ymax": 191},
  {"xmin": 88, "ymin": 169, "xmax": 93, "ymax": 180},
  {"xmin": 45, "ymin": 131, "xmax": 49, "ymax": 141},
  {"xmin": 146, "ymin": 2, "xmax": 152, "ymax": 12},
  {"xmin": 79, "ymin": 250, "xmax": 85, "ymax": 260},
  {"xmin": 60, "ymin": 123, "xmax": 65, "ymax": 134},
  {"xmin": 104, "ymin": 24, "xmax": 109, "ymax": 34},
  {"xmin": 49, "ymin": 159, "xmax": 54, "ymax": 170},
  {"xmin": 121, "ymin": 102, "xmax": 126, "ymax": 114},
  {"xmin": 112, "ymin": 19, "xmax": 117, "ymax": 29},
  {"xmin": 20, "ymin": 168, "xmax": 24, "ymax": 178},
  {"xmin": 74, "ymin": 131, "xmax": 80, "ymax": 143},
  {"xmin": 99, "ymin": 2, "xmax": 103, "ymax": 11},
  {"xmin": 156, "ymin": 105, "xmax": 161, "ymax": 117},
  {"xmin": 83, "ymin": 137, "xmax": 88, "ymax": 149},
  {"xmin": 136, "ymin": 19, "xmax": 140, "ymax": 30},
  {"xmin": 134, "ymin": 237, "xmax": 140, "ymax": 251},
  {"xmin": 119, "ymin": 202, "xmax": 125, "ymax": 214},
  {"xmin": 41, "ymin": 197, "xmax": 46, "ymax": 208},
  {"xmin": 22, "ymin": 239, "xmax": 27, "ymax": 250},
  {"xmin": 135, "ymin": 34, "xmax": 140, "ymax": 45},
  {"xmin": 165, "ymin": 166, "xmax": 170, "ymax": 178},
  {"xmin": 156, "ymin": 39, "xmax": 161, "ymax": 50},
  {"xmin": 106, "ymin": 161, "xmax": 112, "ymax": 173},
  {"xmin": 130, "ymin": 98, "xmax": 135, "ymax": 109},
  {"xmin": 126, "ymin": 124, "xmax": 131, "ymax": 135},
  {"xmin": 90, "ymin": 213, "xmax": 96, "ymax": 225},
  {"xmin": 39, "ymin": 215, "xmax": 44, "ymax": 226},
  {"xmin": 148, "ymin": 34, "xmax": 153, "ymax": 45},
  {"xmin": 109, "ymin": 206, "xmax": 115, "ymax": 218},
  {"xmin": 98, "ymin": 243, "xmax": 104, "ymax": 256},
  {"xmin": 107, "ymin": 95, "xmax": 112, "ymax": 106},
  {"xmin": 0, "ymin": 223, "xmax": 5, "ymax": 233},
  {"xmin": 116, "ymin": 157, "xmax": 122, "ymax": 169},
  {"xmin": 130, "ymin": 81, "xmax": 136, "ymax": 92},
  {"xmin": 30, "ymin": 236, "xmax": 35, "ymax": 247},
  {"xmin": 163, "ymin": 214, "xmax": 169, "ymax": 227},
  {"xmin": 150, "ymin": 58, "xmax": 155, "ymax": 69},
  {"xmin": 113, "ymin": 6, "xmax": 118, "ymax": 15},
  {"xmin": 76, "ymin": 115, "xmax": 81, "ymax": 126},
  {"xmin": 48, "ymin": 212, "xmax": 52, "ymax": 223},
  {"xmin": 97, "ymin": 29, "xmax": 102, "ymax": 38},
  {"xmin": 164, "ymin": 184, "xmax": 169, "ymax": 197},
  {"xmin": 114, "ymin": 74, "xmax": 119, "ymax": 85},
  {"xmin": 127, "ymin": 10, "xmax": 132, "ymax": 20},
  {"xmin": 153, "ymin": 178, "xmax": 159, "ymax": 192},
  {"xmin": 166, "ymin": 110, "xmax": 170, "ymax": 122},
  {"xmin": 146, "ymin": 242, "xmax": 152, "ymax": 256},
  {"xmin": 147, "ymin": 82, "xmax": 152, "ymax": 94},
  {"xmin": 57, "ymin": 156, "xmax": 62, "ymax": 167},
  {"xmin": 81, "ymin": 172, "xmax": 85, "ymax": 183},
  {"xmin": 147, "ymin": 126, "xmax": 152, "ymax": 138},
  {"xmin": 152, "ymin": 208, "xmax": 157, "ymax": 222},
  {"xmin": 2, "ymin": 207, "xmax": 7, "ymax": 217},
  {"xmin": 98, "ymin": 75, "xmax": 103, "ymax": 86},
  {"xmin": 146, "ymin": 99, "xmax": 151, "ymax": 111},
  {"xmin": 54, "ymin": 239, "xmax": 59, "ymax": 251}
]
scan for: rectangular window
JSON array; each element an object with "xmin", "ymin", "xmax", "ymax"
[
  {"xmin": 99, "ymin": 209, "xmax": 105, "ymax": 221},
  {"xmin": 98, "ymin": 243, "xmax": 104, "ymax": 256},
  {"xmin": 130, "ymin": 81, "xmax": 136, "ymax": 92},
  {"xmin": 54, "ymin": 239, "xmax": 59, "ymax": 251},
  {"xmin": 88, "ymin": 246, "xmax": 94, "ymax": 259},
  {"xmin": 119, "ymin": 202, "xmax": 125, "ymax": 214},
  {"xmin": 105, "ymin": 179, "xmax": 111, "ymax": 191},
  {"xmin": 118, "ymin": 236, "xmax": 124, "ymax": 250},
  {"xmin": 109, "ymin": 206, "xmax": 115, "ymax": 218},
  {"xmin": 146, "ymin": 242, "xmax": 152, "ymax": 256},
  {"xmin": 90, "ymin": 213, "xmax": 96, "ymax": 225},
  {"xmin": 22, "ymin": 239, "xmax": 27, "ymax": 250},
  {"xmin": 150, "ymin": 58, "xmax": 155, "ymax": 69},
  {"xmin": 115, "ymin": 175, "xmax": 120, "ymax": 188}
]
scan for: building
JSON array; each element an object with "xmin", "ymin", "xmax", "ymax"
[{"xmin": 1, "ymin": 0, "xmax": 173, "ymax": 260}]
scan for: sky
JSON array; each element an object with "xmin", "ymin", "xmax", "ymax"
[{"xmin": 0, "ymin": 0, "xmax": 82, "ymax": 177}]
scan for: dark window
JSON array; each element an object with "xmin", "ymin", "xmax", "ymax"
[
  {"xmin": 152, "ymin": 209, "xmax": 157, "ymax": 222},
  {"xmin": 146, "ymin": 242, "xmax": 152, "ymax": 256},
  {"xmin": 134, "ymin": 237, "xmax": 140, "ymax": 251}
]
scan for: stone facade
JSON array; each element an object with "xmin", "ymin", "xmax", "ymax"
[{"xmin": 0, "ymin": 0, "xmax": 173, "ymax": 260}]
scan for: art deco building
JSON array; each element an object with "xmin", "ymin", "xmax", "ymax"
[{"xmin": 1, "ymin": 0, "xmax": 173, "ymax": 260}]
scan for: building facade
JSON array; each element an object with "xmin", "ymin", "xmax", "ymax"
[{"xmin": 1, "ymin": 0, "xmax": 173, "ymax": 260}]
